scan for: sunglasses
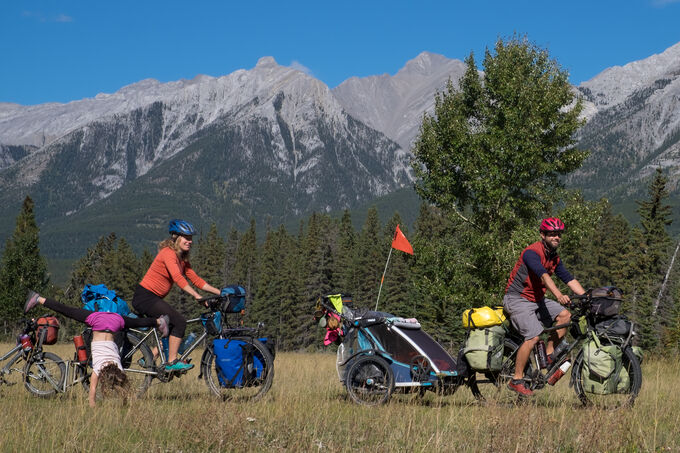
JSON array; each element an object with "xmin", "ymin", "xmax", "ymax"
[{"xmin": 545, "ymin": 231, "xmax": 562, "ymax": 237}]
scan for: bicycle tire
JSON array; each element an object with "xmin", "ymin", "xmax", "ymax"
[
  {"xmin": 203, "ymin": 336, "xmax": 274, "ymax": 402},
  {"xmin": 23, "ymin": 351, "xmax": 66, "ymax": 398},
  {"xmin": 573, "ymin": 345, "xmax": 642, "ymax": 408},
  {"xmin": 120, "ymin": 331, "xmax": 155, "ymax": 397},
  {"xmin": 345, "ymin": 354, "xmax": 395, "ymax": 406}
]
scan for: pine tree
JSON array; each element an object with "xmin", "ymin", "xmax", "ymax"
[
  {"xmin": 379, "ymin": 213, "xmax": 413, "ymax": 317},
  {"xmin": 633, "ymin": 168, "xmax": 673, "ymax": 350},
  {"xmin": 0, "ymin": 196, "xmax": 49, "ymax": 329},
  {"xmin": 354, "ymin": 207, "xmax": 384, "ymax": 309},
  {"xmin": 102, "ymin": 238, "xmax": 142, "ymax": 301},
  {"xmin": 233, "ymin": 219, "xmax": 258, "ymax": 304},
  {"xmin": 332, "ymin": 210, "xmax": 356, "ymax": 295},
  {"xmin": 193, "ymin": 223, "xmax": 227, "ymax": 289},
  {"xmin": 222, "ymin": 228, "xmax": 239, "ymax": 286},
  {"xmin": 66, "ymin": 232, "xmax": 118, "ymax": 305}
]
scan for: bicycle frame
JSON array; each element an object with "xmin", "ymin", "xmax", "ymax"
[
  {"xmin": 123, "ymin": 317, "xmax": 209, "ymax": 377},
  {"xmin": 0, "ymin": 344, "xmax": 24, "ymax": 384}
]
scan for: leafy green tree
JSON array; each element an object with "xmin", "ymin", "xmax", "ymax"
[
  {"xmin": 412, "ymin": 35, "xmax": 587, "ymax": 235},
  {"xmin": 0, "ymin": 196, "xmax": 49, "ymax": 328}
]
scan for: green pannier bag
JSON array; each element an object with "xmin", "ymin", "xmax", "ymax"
[
  {"xmin": 581, "ymin": 335, "xmax": 641, "ymax": 394},
  {"xmin": 464, "ymin": 325, "xmax": 505, "ymax": 371}
]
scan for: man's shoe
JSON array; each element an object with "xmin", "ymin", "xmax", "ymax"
[
  {"xmin": 157, "ymin": 315, "xmax": 170, "ymax": 338},
  {"xmin": 164, "ymin": 360, "xmax": 194, "ymax": 372},
  {"xmin": 508, "ymin": 379, "xmax": 534, "ymax": 396},
  {"xmin": 24, "ymin": 291, "xmax": 40, "ymax": 313}
]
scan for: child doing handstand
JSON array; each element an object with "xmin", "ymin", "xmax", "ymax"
[{"xmin": 24, "ymin": 290, "xmax": 169, "ymax": 407}]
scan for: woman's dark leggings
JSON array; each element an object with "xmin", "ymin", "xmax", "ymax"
[
  {"xmin": 131, "ymin": 285, "xmax": 186, "ymax": 337},
  {"xmin": 43, "ymin": 298, "xmax": 158, "ymax": 329}
]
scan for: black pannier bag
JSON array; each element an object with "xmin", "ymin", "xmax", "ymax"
[
  {"xmin": 589, "ymin": 286, "xmax": 622, "ymax": 318},
  {"xmin": 595, "ymin": 315, "xmax": 633, "ymax": 339}
]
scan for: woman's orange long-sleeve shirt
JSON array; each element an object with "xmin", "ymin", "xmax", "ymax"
[{"xmin": 140, "ymin": 247, "xmax": 206, "ymax": 298}]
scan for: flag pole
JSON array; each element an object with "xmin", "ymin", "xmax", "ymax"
[{"xmin": 375, "ymin": 247, "xmax": 393, "ymax": 311}]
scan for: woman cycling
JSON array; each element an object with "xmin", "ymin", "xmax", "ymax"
[{"xmin": 132, "ymin": 219, "xmax": 221, "ymax": 372}]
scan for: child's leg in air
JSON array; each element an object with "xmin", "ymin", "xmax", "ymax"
[{"xmin": 26, "ymin": 293, "xmax": 94, "ymax": 323}]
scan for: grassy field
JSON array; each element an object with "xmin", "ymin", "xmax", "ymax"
[{"xmin": 1, "ymin": 343, "xmax": 679, "ymax": 452}]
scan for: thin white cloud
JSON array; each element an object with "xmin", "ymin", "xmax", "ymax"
[
  {"xmin": 289, "ymin": 61, "xmax": 313, "ymax": 76},
  {"xmin": 22, "ymin": 10, "xmax": 74, "ymax": 23},
  {"xmin": 54, "ymin": 14, "xmax": 74, "ymax": 23}
]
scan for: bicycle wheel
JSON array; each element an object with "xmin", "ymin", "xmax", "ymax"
[
  {"xmin": 203, "ymin": 336, "xmax": 274, "ymax": 402},
  {"xmin": 23, "ymin": 352, "xmax": 66, "ymax": 397},
  {"xmin": 573, "ymin": 346, "xmax": 642, "ymax": 408},
  {"xmin": 345, "ymin": 354, "xmax": 394, "ymax": 406},
  {"xmin": 120, "ymin": 332, "xmax": 155, "ymax": 397}
]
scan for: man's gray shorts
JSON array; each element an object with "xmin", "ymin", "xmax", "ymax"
[{"xmin": 502, "ymin": 293, "xmax": 568, "ymax": 340}]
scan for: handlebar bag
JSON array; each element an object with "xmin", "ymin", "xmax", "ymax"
[
  {"xmin": 588, "ymin": 286, "xmax": 622, "ymax": 318},
  {"xmin": 220, "ymin": 285, "xmax": 246, "ymax": 313},
  {"xmin": 37, "ymin": 316, "xmax": 60, "ymax": 345}
]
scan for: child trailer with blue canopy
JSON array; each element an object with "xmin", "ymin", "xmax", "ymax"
[{"xmin": 316, "ymin": 294, "xmax": 460, "ymax": 405}]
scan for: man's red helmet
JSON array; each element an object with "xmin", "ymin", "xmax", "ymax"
[{"xmin": 540, "ymin": 217, "xmax": 565, "ymax": 232}]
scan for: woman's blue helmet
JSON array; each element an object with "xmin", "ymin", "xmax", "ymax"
[{"xmin": 168, "ymin": 219, "xmax": 197, "ymax": 236}]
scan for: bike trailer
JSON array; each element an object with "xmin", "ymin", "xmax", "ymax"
[
  {"xmin": 336, "ymin": 311, "xmax": 458, "ymax": 388},
  {"xmin": 37, "ymin": 316, "xmax": 60, "ymax": 345},
  {"xmin": 212, "ymin": 338, "xmax": 269, "ymax": 387}
]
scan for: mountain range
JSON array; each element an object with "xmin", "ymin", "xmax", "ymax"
[{"xmin": 1, "ymin": 42, "xmax": 680, "ymax": 271}]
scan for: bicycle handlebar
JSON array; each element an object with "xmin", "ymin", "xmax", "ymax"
[{"xmin": 197, "ymin": 295, "xmax": 226, "ymax": 310}]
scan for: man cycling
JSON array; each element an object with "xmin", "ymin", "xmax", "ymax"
[{"xmin": 503, "ymin": 217, "xmax": 585, "ymax": 396}]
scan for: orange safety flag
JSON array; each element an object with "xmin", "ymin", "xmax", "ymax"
[{"xmin": 391, "ymin": 225, "xmax": 414, "ymax": 255}]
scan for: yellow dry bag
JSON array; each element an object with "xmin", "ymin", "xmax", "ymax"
[{"xmin": 462, "ymin": 306, "xmax": 506, "ymax": 328}]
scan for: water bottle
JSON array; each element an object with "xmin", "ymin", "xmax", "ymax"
[
  {"xmin": 535, "ymin": 339, "xmax": 548, "ymax": 369},
  {"xmin": 547, "ymin": 359, "xmax": 572, "ymax": 385},
  {"xmin": 178, "ymin": 332, "xmax": 197, "ymax": 355},
  {"xmin": 161, "ymin": 337, "xmax": 170, "ymax": 360},
  {"xmin": 552, "ymin": 339, "xmax": 570, "ymax": 360},
  {"xmin": 73, "ymin": 335, "xmax": 88, "ymax": 364},
  {"xmin": 19, "ymin": 334, "xmax": 33, "ymax": 353}
]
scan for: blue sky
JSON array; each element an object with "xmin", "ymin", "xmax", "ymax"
[{"xmin": 1, "ymin": 0, "xmax": 679, "ymax": 106}]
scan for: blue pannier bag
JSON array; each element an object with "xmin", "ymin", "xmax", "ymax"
[
  {"xmin": 220, "ymin": 285, "xmax": 246, "ymax": 313},
  {"xmin": 81, "ymin": 283, "xmax": 132, "ymax": 317},
  {"xmin": 213, "ymin": 338, "xmax": 268, "ymax": 387}
]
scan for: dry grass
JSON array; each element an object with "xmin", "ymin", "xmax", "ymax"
[{"xmin": 1, "ymin": 343, "xmax": 679, "ymax": 452}]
